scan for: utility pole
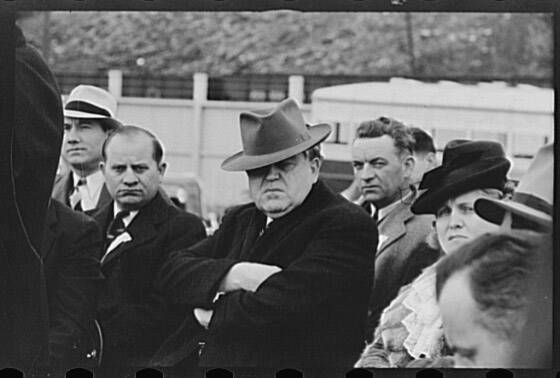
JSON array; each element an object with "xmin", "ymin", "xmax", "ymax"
[{"xmin": 404, "ymin": 12, "xmax": 417, "ymax": 76}]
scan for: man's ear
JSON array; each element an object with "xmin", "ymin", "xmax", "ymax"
[
  {"xmin": 403, "ymin": 154, "xmax": 415, "ymax": 178},
  {"xmin": 158, "ymin": 162, "xmax": 167, "ymax": 176},
  {"xmin": 426, "ymin": 152, "xmax": 438, "ymax": 167},
  {"xmin": 310, "ymin": 157, "xmax": 321, "ymax": 183}
]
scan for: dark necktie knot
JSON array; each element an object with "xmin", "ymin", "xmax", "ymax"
[
  {"xmin": 70, "ymin": 177, "xmax": 87, "ymax": 211},
  {"xmin": 106, "ymin": 210, "xmax": 130, "ymax": 243}
]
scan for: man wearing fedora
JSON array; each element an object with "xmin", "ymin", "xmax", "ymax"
[
  {"xmin": 350, "ymin": 117, "xmax": 438, "ymax": 340},
  {"xmin": 156, "ymin": 98, "xmax": 377, "ymax": 372},
  {"xmin": 52, "ymin": 85, "xmax": 122, "ymax": 214}
]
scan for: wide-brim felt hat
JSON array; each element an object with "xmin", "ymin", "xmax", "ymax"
[
  {"xmin": 64, "ymin": 85, "xmax": 121, "ymax": 130},
  {"xmin": 475, "ymin": 143, "xmax": 553, "ymax": 230},
  {"xmin": 221, "ymin": 98, "xmax": 332, "ymax": 171},
  {"xmin": 412, "ymin": 139, "xmax": 511, "ymax": 215}
]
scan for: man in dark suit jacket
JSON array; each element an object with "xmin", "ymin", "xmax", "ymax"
[
  {"xmin": 41, "ymin": 199, "xmax": 104, "ymax": 367},
  {"xmin": 52, "ymin": 85, "xmax": 122, "ymax": 214},
  {"xmin": 0, "ymin": 22, "xmax": 63, "ymax": 368},
  {"xmin": 155, "ymin": 99, "xmax": 377, "ymax": 373},
  {"xmin": 93, "ymin": 125, "xmax": 206, "ymax": 367},
  {"xmin": 350, "ymin": 117, "xmax": 438, "ymax": 339}
]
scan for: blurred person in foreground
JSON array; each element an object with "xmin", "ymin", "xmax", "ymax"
[
  {"xmin": 153, "ymin": 98, "xmax": 377, "ymax": 374},
  {"xmin": 0, "ymin": 22, "xmax": 63, "ymax": 369},
  {"xmin": 93, "ymin": 126, "xmax": 206, "ymax": 367},
  {"xmin": 40, "ymin": 198, "xmax": 104, "ymax": 368},
  {"xmin": 471, "ymin": 142, "xmax": 553, "ymax": 367},
  {"xmin": 355, "ymin": 139, "xmax": 510, "ymax": 368},
  {"xmin": 350, "ymin": 117, "xmax": 437, "ymax": 338},
  {"xmin": 52, "ymin": 85, "xmax": 122, "ymax": 214},
  {"xmin": 436, "ymin": 230, "xmax": 550, "ymax": 368},
  {"xmin": 340, "ymin": 124, "xmax": 437, "ymax": 202}
]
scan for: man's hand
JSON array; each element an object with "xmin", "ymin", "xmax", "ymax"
[
  {"xmin": 218, "ymin": 262, "xmax": 282, "ymax": 293},
  {"xmin": 194, "ymin": 308, "xmax": 214, "ymax": 329}
]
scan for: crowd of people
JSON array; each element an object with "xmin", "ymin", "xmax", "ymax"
[{"xmin": 3, "ymin": 24, "xmax": 553, "ymax": 377}]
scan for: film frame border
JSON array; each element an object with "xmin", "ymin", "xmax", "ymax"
[{"xmin": 0, "ymin": 0, "xmax": 558, "ymax": 377}]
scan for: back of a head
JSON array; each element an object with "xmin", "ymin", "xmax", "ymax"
[
  {"xmin": 436, "ymin": 231, "xmax": 549, "ymax": 341},
  {"xmin": 408, "ymin": 126, "xmax": 436, "ymax": 155},
  {"xmin": 354, "ymin": 116, "xmax": 414, "ymax": 156}
]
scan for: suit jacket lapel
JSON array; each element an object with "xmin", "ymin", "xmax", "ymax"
[
  {"xmin": 376, "ymin": 201, "xmax": 413, "ymax": 257},
  {"xmin": 51, "ymin": 173, "xmax": 72, "ymax": 206}
]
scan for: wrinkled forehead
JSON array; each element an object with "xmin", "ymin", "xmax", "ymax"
[{"xmin": 351, "ymin": 136, "xmax": 402, "ymax": 161}]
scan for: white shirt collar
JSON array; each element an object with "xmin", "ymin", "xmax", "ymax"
[
  {"xmin": 71, "ymin": 170, "xmax": 105, "ymax": 211},
  {"xmin": 112, "ymin": 202, "xmax": 139, "ymax": 228}
]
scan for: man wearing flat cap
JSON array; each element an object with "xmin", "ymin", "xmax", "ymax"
[
  {"xmin": 52, "ymin": 85, "xmax": 122, "ymax": 214},
  {"xmin": 155, "ymin": 98, "xmax": 377, "ymax": 371}
]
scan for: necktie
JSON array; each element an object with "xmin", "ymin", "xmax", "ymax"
[
  {"xmin": 372, "ymin": 209, "xmax": 379, "ymax": 223},
  {"xmin": 69, "ymin": 177, "xmax": 87, "ymax": 211},
  {"xmin": 106, "ymin": 210, "xmax": 130, "ymax": 245}
]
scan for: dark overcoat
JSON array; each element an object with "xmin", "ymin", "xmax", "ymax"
[
  {"xmin": 0, "ymin": 24, "xmax": 63, "ymax": 368},
  {"xmin": 41, "ymin": 199, "xmax": 104, "ymax": 366},
  {"xmin": 92, "ymin": 192, "xmax": 206, "ymax": 366},
  {"xmin": 157, "ymin": 181, "xmax": 377, "ymax": 368}
]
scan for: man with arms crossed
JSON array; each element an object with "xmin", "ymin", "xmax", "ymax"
[{"xmin": 156, "ymin": 99, "xmax": 377, "ymax": 374}]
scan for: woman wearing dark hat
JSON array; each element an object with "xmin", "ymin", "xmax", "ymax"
[{"xmin": 355, "ymin": 139, "xmax": 511, "ymax": 368}]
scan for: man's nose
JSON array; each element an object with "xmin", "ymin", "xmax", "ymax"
[
  {"xmin": 360, "ymin": 164, "xmax": 375, "ymax": 181},
  {"xmin": 122, "ymin": 168, "xmax": 139, "ymax": 185},
  {"xmin": 65, "ymin": 126, "xmax": 80, "ymax": 143},
  {"xmin": 264, "ymin": 165, "xmax": 281, "ymax": 180}
]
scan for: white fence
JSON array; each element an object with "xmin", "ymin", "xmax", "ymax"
[
  {"xmin": 92, "ymin": 71, "xmax": 311, "ymax": 214},
  {"xmin": 64, "ymin": 71, "xmax": 554, "ymax": 215}
]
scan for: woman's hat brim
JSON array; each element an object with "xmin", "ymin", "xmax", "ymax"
[
  {"xmin": 221, "ymin": 123, "xmax": 331, "ymax": 171},
  {"xmin": 475, "ymin": 197, "xmax": 552, "ymax": 230},
  {"xmin": 411, "ymin": 160, "xmax": 511, "ymax": 214}
]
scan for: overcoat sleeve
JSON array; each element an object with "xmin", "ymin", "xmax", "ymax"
[
  {"xmin": 208, "ymin": 212, "xmax": 376, "ymax": 332},
  {"xmin": 157, "ymin": 206, "xmax": 248, "ymax": 308},
  {"xmin": 48, "ymin": 211, "xmax": 103, "ymax": 364}
]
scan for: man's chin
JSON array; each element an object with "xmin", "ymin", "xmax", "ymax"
[{"xmin": 259, "ymin": 201, "xmax": 290, "ymax": 218}]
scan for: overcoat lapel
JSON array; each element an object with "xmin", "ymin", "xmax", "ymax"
[
  {"xmin": 100, "ymin": 195, "xmax": 165, "ymax": 267},
  {"xmin": 376, "ymin": 201, "xmax": 413, "ymax": 257},
  {"xmin": 237, "ymin": 210, "xmax": 266, "ymax": 261},
  {"xmin": 246, "ymin": 181, "xmax": 333, "ymax": 262}
]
